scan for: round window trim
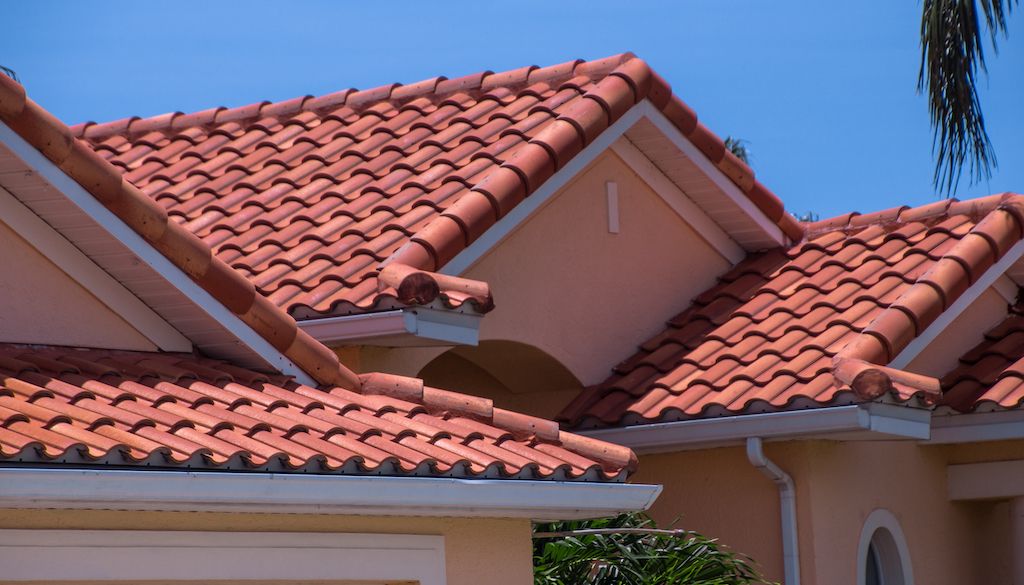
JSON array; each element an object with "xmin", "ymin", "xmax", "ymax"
[{"xmin": 856, "ymin": 509, "xmax": 914, "ymax": 585}]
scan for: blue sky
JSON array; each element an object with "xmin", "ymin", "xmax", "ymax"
[{"xmin": 3, "ymin": 1, "xmax": 1021, "ymax": 218}]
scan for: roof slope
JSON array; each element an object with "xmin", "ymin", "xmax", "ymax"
[
  {"xmin": 72, "ymin": 53, "xmax": 802, "ymax": 319},
  {"xmin": 561, "ymin": 195, "xmax": 1024, "ymax": 428},
  {"xmin": 0, "ymin": 72, "xmax": 359, "ymax": 390},
  {"xmin": 0, "ymin": 68, "xmax": 638, "ymax": 481},
  {"xmin": 0, "ymin": 343, "xmax": 634, "ymax": 480},
  {"xmin": 941, "ymin": 300, "xmax": 1024, "ymax": 412}
]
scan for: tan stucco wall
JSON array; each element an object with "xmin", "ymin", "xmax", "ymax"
[
  {"xmin": 906, "ymin": 286, "xmax": 1010, "ymax": 377},
  {"xmin": 463, "ymin": 151, "xmax": 732, "ymax": 386},
  {"xmin": 345, "ymin": 151, "xmax": 733, "ymax": 417},
  {"xmin": 0, "ymin": 220, "xmax": 156, "ymax": 351},
  {"xmin": 632, "ymin": 439, "xmax": 1022, "ymax": 585},
  {"xmin": 0, "ymin": 508, "xmax": 533, "ymax": 585}
]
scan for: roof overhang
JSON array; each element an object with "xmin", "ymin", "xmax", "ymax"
[
  {"xmin": 299, "ymin": 306, "xmax": 483, "ymax": 347},
  {"xmin": 0, "ymin": 467, "xmax": 661, "ymax": 521},
  {"xmin": 927, "ymin": 409, "xmax": 1024, "ymax": 444},
  {"xmin": 579, "ymin": 403, "xmax": 932, "ymax": 454},
  {"xmin": 0, "ymin": 120, "xmax": 315, "ymax": 384}
]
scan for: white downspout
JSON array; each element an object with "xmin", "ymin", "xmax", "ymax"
[{"xmin": 746, "ymin": 437, "xmax": 800, "ymax": 585}]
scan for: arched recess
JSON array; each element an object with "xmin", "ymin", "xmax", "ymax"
[
  {"xmin": 857, "ymin": 508, "xmax": 914, "ymax": 585},
  {"xmin": 417, "ymin": 340, "xmax": 583, "ymax": 419}
]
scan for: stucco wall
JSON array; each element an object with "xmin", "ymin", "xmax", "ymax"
[
  {"xmin": 462, "ymin": 150, "xmax": 732, "ymax": 386},
  {"xmin": 0, "ymin": 219, "xmax": 156, "ymax": 351},
  {"xmin": 0, "ymin": 508, "xmax": 534, "ymax": 585},
  {"xmin": 632, "ymin": 439, "xmax": 1018, "ymax": 585},
  {"xmin": 905, "ymin": 286, "xmax": 1010, "ymax": 377}
]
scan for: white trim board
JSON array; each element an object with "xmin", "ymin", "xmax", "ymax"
[
  {"xmin": 0, "ymin": 184, "xmax": 191, "ymax": 352},
  {"xmin": 948, "ymin": 459, "xmax": 1024, "ymax": 501},
  {"xmin": 890, "ymin": 238, "xmax": 1024, "ymax": 370},
  {"xmin": 610, "ymin": 136, "xmax": 745, "ymax": 263},
  {"xmin": 0, "ymin": 467, "xmax": 662, "ymax": 520},
  {"xmin": 300, "ymin": 307, "xmax": 482, "ymax": 347},
  {"xmin": 638, "ymin": 101, "xmax": 786, "ymax": 247},
  {"xmin": 0, "ymin": 121, "xmax": 316, "ymax": 386},
  {"xmin": 579, "ymin": 404, "xmax": 931, "ymax": 454},
  {"xmin": 0, "ymin": 529, "xmax": 447, "ymax": 584}
]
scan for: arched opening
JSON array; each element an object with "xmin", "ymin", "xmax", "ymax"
[
  {"xmin": 858, "ymin": 509, "xmax": 914, "ymax": 585},
  {"xmin": 417, "ymin": 340, "xmax": 583, "ymax": 419}
]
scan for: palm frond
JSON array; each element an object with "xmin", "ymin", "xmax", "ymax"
[
  {"xmin": 724, "ymin": 136, "xmax": 751, "ymax": 165},
  {"xmin": 919, "ymin": 0, "xmax": 1016, "ymax": 195},
  {"xmin": 533, "ymin": 513, "xmax": 772, "ymax": 585},
  {"xmin": 0, "ymin": 66, "xmax": 18, "ymax": 82}
]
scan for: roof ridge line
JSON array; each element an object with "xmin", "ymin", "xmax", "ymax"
[
  {"xmin": 804, "ymin": 192, "xmax": 1024, "ymax": 238},
  {"xmin": 378, "ymin": 56, "xmax": 802, "ymax": 274},
  {"xmin": 0, "ymin": 73, "xmax": 361, "ymax": 391},
  {"xmin": 69, "ymin": 53, "xmax": 639, "ymax": 142},
  {"xmin": 831, "ymin": 196, "xmax": 1024, "ymax": 401},
  {"xmin": 360, "ymin": 372, "xmax": 637, "ymax": 474}
]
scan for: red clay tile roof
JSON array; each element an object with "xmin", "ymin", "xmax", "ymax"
[
  {"xmin": 70, "ymin": 53, "xmax": 802, "ymax": 319},
  {"xmin": 940, "ymin": 301, "xmax": 1024, "ymax": 412},
  {"xmin": 0, "ymin": 343, "xmax": 635, "ymax": 480},
  {"xmin": 0, "ymin": 73, "xmax": 360, "ymax": 391},
  {"xmin": 560, "ymin": 194, "xmax": 1024, "ymax": 428}
]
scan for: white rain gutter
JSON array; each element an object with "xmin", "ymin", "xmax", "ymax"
[
  {"xmin": 746, "ymin": 437, "xmax": 800, "ymax": 585},
  {"xmin": 298, "ymin": 307, "xmax": 482, "ymax": 347},
  {"xmin": 579, "ymin": 404, "xmax": 931, "ymax": 453},
  {"xmin": 0, "ymin": 468, "xmax": 661, "ymax": 521}
]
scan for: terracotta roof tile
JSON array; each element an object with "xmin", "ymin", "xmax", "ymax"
[
  {"xmin": 66, "ymin": 53, "xmax": 798, "ymax": 319},
  {"xmin": 562, "ymin": 195, "xmax": 1024, "ymax": 427},
  {"xmin": 0, "ymin": 344, "xmax": 634, "ymax": 480},
  {"xmin": 940, "ymin": 303, "xmax": 1024, "ymax": 412}
]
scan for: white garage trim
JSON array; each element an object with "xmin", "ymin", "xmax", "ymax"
[{"xmin": 0, "ymin": 529, "xmax": 447, "ymax": 585}]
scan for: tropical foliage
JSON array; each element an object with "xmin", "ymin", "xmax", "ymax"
[
  {"xmin": 919, "ymin": 0, "xmax": 1017, "ymax": 193},
  {"xmin": 533, "ymin": 512, "xmax": 770, "ymax": 585}
]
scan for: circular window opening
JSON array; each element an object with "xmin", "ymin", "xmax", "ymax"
[{"xmin": 858, "ymin": 509, "xmax": 913, "ymax": 585}]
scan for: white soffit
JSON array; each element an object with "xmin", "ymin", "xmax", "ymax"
[
  {"xmin": 299, "ymin": 307, "xmax": 483, "ymax": 347},
  {"xmin": 0, "ymin": 122, "xmax": 314, "ymax": 384}
]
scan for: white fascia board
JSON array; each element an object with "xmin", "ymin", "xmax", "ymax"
[
  {"xmin": 0, "ymin": 122, "xmax": 316, "ymax": 386},
  {"xmin": 0, "ymin": 185, "xmax": 191, "ymax": 352},
  {"xmin": 0, "ymin": 467, "xmax": 662, "ymax": 521},
  {"xmin": 948, "ymin": 459, "xmax": 1024, "ymax": 501},
  {"xmin": 927, "ymin": 409, "xmax": 1024, "ymax": 444},
  {"xmin": 637, "ymin": 101, "xmax": 787, "ymax": 247},
  {"xmin": 579, "ymin": 404, "xmax": 931, "ymax": 453},
  {"xmin": 299, "ymin": 307, "xmax": 482, "ymax": 346},
  {"xmin": 890, "ymin": 238, "xmax": 1024, "ymax": 370},
  {"xmin": 609, "ymin": 137, "xmax": 746, "ymax": 264}
]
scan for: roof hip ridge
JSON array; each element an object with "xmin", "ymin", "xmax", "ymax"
[
  {"xmin": 380, "ymin": 55, "xmax": 802, "ymax": 273},
  {"xmin": 831, "ymin": 195, "xmax": 1024, "ymax": 402},
  {"xmin": 0, "ymin": 73, "xmax": 361, "ymax": 391},
  {"xmin": 359, "ymin": 372, "xmax": 638, "ymax": 474}
]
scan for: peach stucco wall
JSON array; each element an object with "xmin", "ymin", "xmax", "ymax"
[
  {"xmin": 905, "ymin": 286, "xmax": 1009, "ymax": 377},
  {"xmin": 349, "ymin": 150, "xmax": 733, "ymax": 417},
  {"xmin": 0, "ymin": 219, "xmax": 156, "ymax": 351},
  {"xmin": 633, "ymin": 439, "xmax": 1020, "ymax": 585},
  {"xmin": 0, "ymin": 508, "xmax": 534, "ymax": 585},
  {"xmin": 463, "ymin": 150, "xmax": 732, "ymax": 386}
]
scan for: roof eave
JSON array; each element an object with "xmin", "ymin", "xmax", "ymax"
[
  {"xmin": 578, "ymin": 403, "xmax": 932, "ymax": 454},
  {"xmin": 0, "ymin": 467, "xmax": 662, "ymax": 521}
]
